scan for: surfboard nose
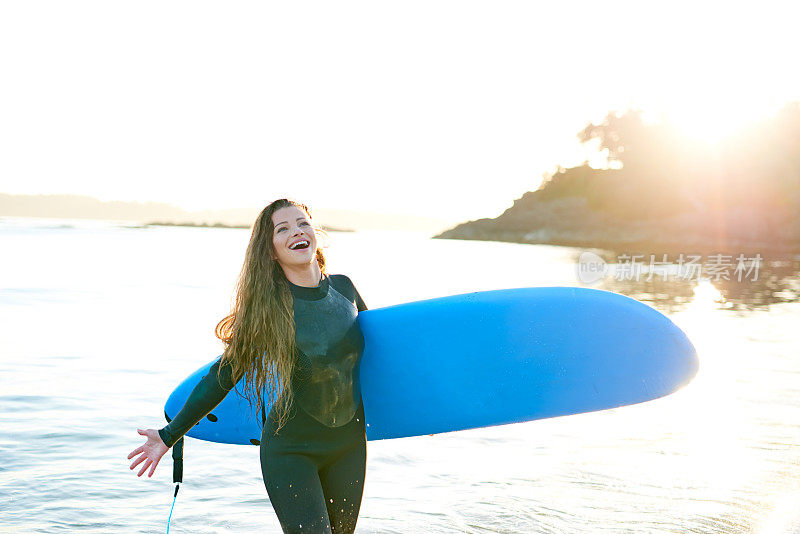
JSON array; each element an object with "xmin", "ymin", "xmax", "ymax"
[{"xmin": 668, "ymin": 325, "xmax": 700, "ymax": 389}]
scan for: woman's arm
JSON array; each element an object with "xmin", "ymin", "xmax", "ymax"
[
  {"xmin": 127, "ymin": 356, "xmax": 239, "ymax": 477},
  {"xmin": 158, "ymin": 356, "xmax": 238, "ymax": 447}
]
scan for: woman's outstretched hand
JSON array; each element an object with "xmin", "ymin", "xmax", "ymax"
[{"xmin": 127, "ymin": 428, "xmax": 170, "ymax": 478}]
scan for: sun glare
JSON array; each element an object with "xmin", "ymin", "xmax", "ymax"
[
  {"xmin": 660, "ymin": 95, "xmax": 781, "ymax": 147},
  {"xmin": 670, "ymin": 109, "xmax": 746, "ymax": 145}
]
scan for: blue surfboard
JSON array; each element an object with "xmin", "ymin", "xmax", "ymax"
[{"xmin": 164, "ymin": 287, "xmax": 698, "ymax": 445}]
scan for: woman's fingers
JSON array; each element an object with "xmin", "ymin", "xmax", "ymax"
[
  {"xmin": 128, "ymin": 429, "xmax": 166, "ymax": 478},
  {"xmin": 137, "ymin": 459, "xmax": 152, "ymax": 477},
  {"xmin": 129, "ymin": 453, "xmax": 147, "ymax": 471},
  {"xmin": 148, "ymin": 457, "xmax": 161, "ymax": 477},
  {"xmin": 127, "ymin": 445, "xmax": 144, "ymax": 460}
]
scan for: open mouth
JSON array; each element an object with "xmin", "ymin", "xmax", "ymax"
[{"xmin": 289, "ymin": 240, "xmax": 310, "ymax": 251}]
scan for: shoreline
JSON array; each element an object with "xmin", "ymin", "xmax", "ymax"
[
  {"xmin": 434, "ymin": 229, "xmax": 800, "ymax": 258},
  {"xmin": 433, "ymin": 198, "xmax": 800, "ymax": 258},
  {"xmin": 145, "ymin": 221, "xmax": 355, "ymax": 232}
]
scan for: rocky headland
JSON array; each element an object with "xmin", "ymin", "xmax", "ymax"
[
  {"xmin": 436, "ymin": 106, "xmax": 800, "ymax": 256},
  {"xmin": 435, "ymin": 191, "xmax": 800, "ymax": 256}
]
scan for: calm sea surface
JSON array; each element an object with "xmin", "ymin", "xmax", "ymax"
[{"xmin": 1, "ymin": 217, "xmax": 799, "ymax": 533}]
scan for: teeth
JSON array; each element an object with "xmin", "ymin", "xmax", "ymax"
[{"xmin": 290, "ymin": 240, "xmax": 309, "ymax": 250}]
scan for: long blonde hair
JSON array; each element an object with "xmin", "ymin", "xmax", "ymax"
[{"xmin": 215, "ymin": 198, "xmax": 326, "ymax": 431}]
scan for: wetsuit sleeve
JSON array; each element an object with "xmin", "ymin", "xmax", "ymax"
[
  {"xmin": 158, "ymin": 356, "xmax": 239, "ymax": 448},
  {"xmin": 330, "ymin": 274, "xmax": 368, "ymax": 312},
  {"xmin": 353, "ymin": 281, "xmax": 368, "ymax": 312}
]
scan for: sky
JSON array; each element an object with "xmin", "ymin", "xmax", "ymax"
[{"xmin": 1, "ymin": 1, "xmax": 799, "ymax": 223}]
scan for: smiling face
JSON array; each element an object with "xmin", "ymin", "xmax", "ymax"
[{"xmin": 270, "ymin": 205, "xmax": 318, "ymax": 270}]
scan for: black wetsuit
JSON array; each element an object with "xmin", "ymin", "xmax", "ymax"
[{"xmin": 158, "ymin": 273, "xmax": 368, "ymax": 534}]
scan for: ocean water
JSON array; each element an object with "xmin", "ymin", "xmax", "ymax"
[{"xmin": 1, "ymin": 216, "xmax": 799, "ymax": 534}]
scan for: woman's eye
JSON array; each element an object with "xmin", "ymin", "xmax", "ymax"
[
  {"xmin": 276, "ymin": 227, "xmax": 286, "ymax": 233},
  {"xmin": 300, "ymin": 221, "xmax": 310, "ymax": 226}
]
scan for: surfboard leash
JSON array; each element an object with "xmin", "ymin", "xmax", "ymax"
[
  {"xmin": 166, "ymin": 482, "xmax": 180, "ymax": 534},
  {"xmin": 164, "ymin": 411, "xmax": 184, "ymax": 533}
]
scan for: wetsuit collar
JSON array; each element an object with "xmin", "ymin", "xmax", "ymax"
[{"xmin": 287, "ymin": 273, "xmax": 330, "ymax": 301}]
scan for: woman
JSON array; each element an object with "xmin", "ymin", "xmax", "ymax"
[{"xmin": 127, "ymin": 198, "xmax": 369, "ymax": 533}]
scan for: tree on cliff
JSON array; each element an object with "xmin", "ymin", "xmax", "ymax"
[{"xmin": 536, "ymin": 104, "xmax": 800, "ymax": 220}]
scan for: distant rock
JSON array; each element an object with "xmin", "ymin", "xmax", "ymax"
[
  {"xmin": 435, "ymin": 195, "xmax": 800, "ymax": 255},
  {"xmin": 0, "ymin": 193, "xmax": 452, "ymax": 233}
]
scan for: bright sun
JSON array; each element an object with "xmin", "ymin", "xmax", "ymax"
[
  {"xmin": 657, "ymin": 92, "xmax": 780, "ymax": 146},
  {"xmin": 669, "ymin": 108, "xmax": 750, "ymax": 144}
]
